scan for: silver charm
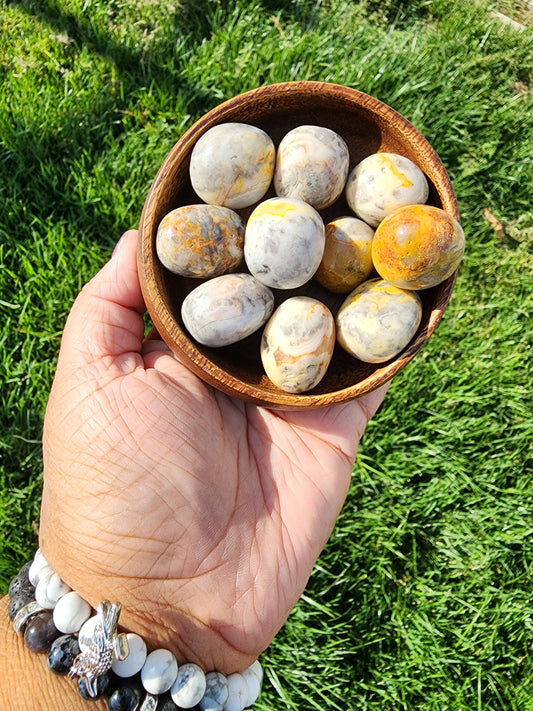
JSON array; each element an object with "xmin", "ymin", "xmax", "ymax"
[
  {"xmin": 69, "ymin": 601, "xmax": 129, "ymax": 698},
  {"xmin": 12, "ymin": 600, "xmax": 47, "ymax": 633},
  {"xmin": 139, "ymin": 694, "xmax": 158, "ymax": 711}
]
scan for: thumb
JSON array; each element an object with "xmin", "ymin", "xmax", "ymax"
[{"xmin": 57, "ymin": 230, "xmax": 147, "ymax": 371}]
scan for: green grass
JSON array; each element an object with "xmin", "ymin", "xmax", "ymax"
[{"xmin": 1, "ymin": 0, "xmax": 532, "ymax": 708}]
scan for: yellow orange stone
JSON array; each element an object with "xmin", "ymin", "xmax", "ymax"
[
  {"xmin": 372, "ymin": 204, "xmax": 465, "ymax": 290},
  {"xmin": 314, "ymin": 216, "xmax": 375, "ymax": 293}
]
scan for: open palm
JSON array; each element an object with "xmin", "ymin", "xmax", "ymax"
[{"xmin": 39, "ymin": 230, "xmax": 388, "ymax": 674}]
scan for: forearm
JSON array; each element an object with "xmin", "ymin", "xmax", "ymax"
[{"xmin": 0, "ymin": 596, "xmax": 107, "ymax": 711}]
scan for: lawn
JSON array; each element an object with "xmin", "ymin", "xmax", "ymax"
[{"xmin": 1, "ymin": 0, "xmax": 532, "ymax": 709}]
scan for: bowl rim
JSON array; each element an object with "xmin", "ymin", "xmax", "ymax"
[{"xmin": 138, "ymin": 80, "xmax": 459, "ymax": 409}]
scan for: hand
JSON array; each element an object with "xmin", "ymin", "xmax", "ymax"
[{"xmin": 39, "ymin": 229, "xmax": 388, "ymax": 674}]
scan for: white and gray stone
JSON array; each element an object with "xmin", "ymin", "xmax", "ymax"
[
  {"xmin": 244, "ymin": 197, "xmax": 325, "ymax": 290},
  {"xmin": 141, "ymin": 649, "xmax": 178, "ymax": 695},
  {"xmin": 52, "ymin": 591, "xmax": 92, "ymax": 634},
  {"xmin": 274, "ymin": 124, "xmax": 350, "ymax": 210},
  {"xmin": 182, "ymin": 273, "xmax": 274, "ymax": 347},
  {"xmin": 170, "ymin": 662, "xmax": 207, "ymax": 708},
  {"xmin": 111, "ymin": 633, "xmax": 147, "ymax": 677},
  {"xmin": 222, "ymin": 672, "xmax": 249, "ymax": 711},
  {"xmin": 190, "ymin": 122, "xmax": 275, "ymax": 209}
]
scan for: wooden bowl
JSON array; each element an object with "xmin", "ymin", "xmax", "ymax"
[{"xmin": 138, "ymin": 81, "xmax": 460, "ymax": 409}]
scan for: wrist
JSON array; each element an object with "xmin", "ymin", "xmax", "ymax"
[
  {"xmin": 39, "ymin": 538, "xmax": 259, "ymax": 675},
  {"xmin": 6, "ymin": 551, "xmax": 264, "ymax": 710}
]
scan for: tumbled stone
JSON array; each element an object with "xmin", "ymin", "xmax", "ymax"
[
  {"xmin": 182, "ymin": 273, "xmax": 274, "ymax": 347},
  {"xmin": 314, "ymin": 216, "xmax": 375, "ymax": 293},
  {"xmin": 261, "ymin": 297, "xmax": 335, "ymax": 393},
  {"xmin": 336, "ymin": 278, "xmax": 422, "ymax": 363},
  {"xmin": 244, "ymin": 197, "xmax": 325, "ymax": 289},
  {"xmin": 156, "ymin": 204, "xmax": 245, "ymax": 278},
  {"xmin": 274, "ymin": 125, "xmax": 350, "ymax": 209},
  {"xmin": 190, "ymin": 122, "xmax": 275, "ymax": 209},
  {"xmin": 345, "ymin": 152, "xmax": 429, "ymax": 227}
]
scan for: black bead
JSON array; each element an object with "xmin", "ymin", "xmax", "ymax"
[
  {"xmin": 107, "ymin": 677, "xmax": 144, "ymax": 711},
  {"xmin": 77, "ymin": 669, "xmax": 113, "ymax": 700},
  {"xmin": 23, "ymin": 611, "xmax": 61, "ymax": 653},
  {"xmin": 8, "ymin": 562, "xmax": 34, "ymax": 598},
  {"xmin": 155, "ymin": 694, "xmax": 181, "ymax": 711},
  {"xmin": 47, "ymin": 634, "xmax": 81, "ymax": 675},
  {"xmin": 7, "ymin": 591, "xmax": 35, "ymax": 621}
]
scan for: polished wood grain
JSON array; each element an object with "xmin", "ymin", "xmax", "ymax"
[{"xmin": 138, "ymin": 81, "xmax": 460, "ymax": 409}]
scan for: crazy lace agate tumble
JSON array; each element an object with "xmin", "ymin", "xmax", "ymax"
[
  {"xmin": 274, "ymin": 125, "xmax": 350, "ymax": 210},
  {"xmin": 314, "ymin": 216, "xmax": 375, "ymax": 293},
  {"xmin": 261, "ymin": 296, "xmax": 335, "ymax": 393},
  {"xmin": 372, "ymin": 204, "xmax": 465, "ymax": 290},
  {"xmin": 156, "ymin": 204, "xmax": 245, "ymax": 278},
  {"xmin": 244, "ymin": 197, "xmax": 325, "ymax": 289},
  {"xmin": 182, "ymin": 273, "xmax": 274, "ymax": 347},
  {"xmin": 190, "ymin": 122, "xmax": 275, "ymax": 209},
  {"xmin": 345, "ymin": 152, "xmax": 429, "ymax": 227},
  {"xmin": 336, "ymin": 278, "xmax": 422, "ymax": 363}
]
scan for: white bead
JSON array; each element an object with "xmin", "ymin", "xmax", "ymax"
[
  {"xmin": 28, "ymin": 549, "xmax": 49, "ymax": 586},
  {"xmin": 223, "ymin": 673, "xmax": 248, "ymax": 711},
  {"xmin": 31, "ymin": 563, "xmax": 52, "ymax": 589},
  {"xmin": 241, "ymin": 667, "xmax": 261, "ymax": 707},
  {"xmin": 246, "ymin": 660, "xmax": 263, "ymax": 685},
  {"xmin": 112, "ymin": 633, "xmax": 147, "ymax": 678},
  {"xmin": 171, "ymin": 662, "xmax": 206, "ymax": 708},
  {"xmin": 35, "ymin": 571, "xmax": 70, "ymax": 609},
  {"xmin": 78, "ymin": 615, "xmax": 99, "ymax": 652},
  {"xmin": 202, "ymin": 671, "xmax": 229, "ymax": 708},
  {"xmin": 52, "ymin": 591, "xmax": 92, "ymax": 633},
  {"xmin": 141, "ymin": 649, "xmax": 178, "ymax": 695}
]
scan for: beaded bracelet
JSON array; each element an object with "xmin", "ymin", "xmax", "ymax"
[{"xmin": 8, "ymin": 549, "xmax": 263, "ymax": 711}]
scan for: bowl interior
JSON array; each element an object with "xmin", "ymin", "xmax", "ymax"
[{"xmin": 138, "ymin": 81, "xmax": 459, "ymax": 409}]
